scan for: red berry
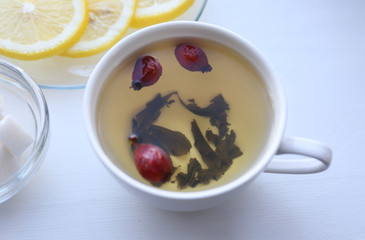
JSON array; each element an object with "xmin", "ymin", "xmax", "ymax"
[
  {"xmin": 131, "ymin": 56, "xmax": 162, "ymax": 90},
  {"xmin": 174, "ymin": 43, "xmax": 212, "ymax": 73},
  {"xmin": 133, "ymin": 143, "xmax": 173, "ymax": 184}
]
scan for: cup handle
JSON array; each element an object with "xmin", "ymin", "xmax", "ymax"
[{"xmin": 264, "ymin": 136, "xmax": 332, "ymax": 174}]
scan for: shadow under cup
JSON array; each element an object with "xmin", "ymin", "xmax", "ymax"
[{"xmin": 84, "ymin": 21, "xmax": 288, "ymax": 211}]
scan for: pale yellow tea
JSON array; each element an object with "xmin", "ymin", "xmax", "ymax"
[{"xmin": 97, "ymin": 40, "xmax": 273, "ymax": 192}]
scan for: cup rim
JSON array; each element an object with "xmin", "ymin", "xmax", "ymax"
[{"xmin": 84, "ymin": 21, "xmax": 286, "ymax": 201}]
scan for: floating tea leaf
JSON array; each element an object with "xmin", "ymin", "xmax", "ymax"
[
  {"xmin": 139, "ymin": 124, "xmax": 191, "ymax": 156},
  {"xmin": 191, "ymin": 119, "xmax": 221, "ymax": 170},
  {"xmin": 175, "ymin": 119, "xmax": 243, "ymax": 189},
  {"xmin": 178, "ymin": 94, "xmax": 230, "ymax": 137},
  {"xmin": 131, "ymin": 92, "xmax": 191, "ymax": 156},
  {"xmin": 206, "ymin": 129, "xmax": 243, "ymax": 163},
  {"xmin": 176, "ymin": 158, "xmax": 202, "ymax": 189},
  {"xmin": 132, "ymin": 92, "xmax": 177, "ymax": 132}
]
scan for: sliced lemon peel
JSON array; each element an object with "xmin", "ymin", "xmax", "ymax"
[
  {"xmin": 131, "ymin": 0, "xmax": 195, "ymax": 28},
  {"xmin": 0, "ymin": 0, "xmax": 89, "ymax": 60},
  {"xmin": 62, "ymin": 0, "xmax": 137, "ymax": 58}
]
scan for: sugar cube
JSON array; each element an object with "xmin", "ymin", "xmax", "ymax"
[
  {"xmin": 0, "ymin": 144, "xmax": 19, "ymax": 184},
  {"xmin": 0, "ymin": 115, "xmax": 34, "ymax": 156}
]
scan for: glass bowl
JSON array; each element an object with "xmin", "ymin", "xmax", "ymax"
[
  {"xmin": 0, "ymin": 0, "xmax": 207, "ymax": 90},
  {"xmin": 0, "ymin": 59, "xmax": 50, "ymax": 204}
]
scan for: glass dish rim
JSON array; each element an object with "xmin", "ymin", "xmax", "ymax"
[
  {"xmin": 39, "ymin": 0, "xmax": 208, "ymax": 90},
  {"xmin": 0, "ymin": 59, "xmax": 50, "ymax": 204}
]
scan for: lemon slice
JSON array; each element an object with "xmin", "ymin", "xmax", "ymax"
[
  {"xmin": 131, "ymin": 0, "xmax": 194, "ymax": 28},
  {"xmin": 0, "ymin": 0, "xmax": 89, "ymax": 60},
  {"xmin": 62, "ymin": 0, "xmax": 137, "ymax": 58}
]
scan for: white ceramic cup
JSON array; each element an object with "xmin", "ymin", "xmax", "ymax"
[{"xmin": 84, "ymin": 21, "xmax": 332, "ymax": 212}]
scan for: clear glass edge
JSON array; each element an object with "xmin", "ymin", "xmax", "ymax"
[{"xmin": 0, "ymin": 59, "xmax": 50, "ymax": 204}]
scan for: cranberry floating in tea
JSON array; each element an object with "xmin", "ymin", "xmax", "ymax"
[
  {"xmin": 174, "ymin": 43, "xmax": 212, "ymax": 73},
  {"xmin": 129, "ymin": 135, "xmax": 173, "ymax": 184},
  {"xmin": 131, "ymin": 55, "xmax": 162, "ymax": 90}
]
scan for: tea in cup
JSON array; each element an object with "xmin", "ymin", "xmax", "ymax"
[{"xmin": 84, "ymin": 21, "xmax": 332, "ymax": 211}]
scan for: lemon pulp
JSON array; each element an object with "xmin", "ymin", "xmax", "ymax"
[
  {"xmin": 62, "ymin": 0, "xmax": 137, "ymax": 58},
  {"xmin": 0, "ymin": 0, "xmax": 89, "ymax": 60}
]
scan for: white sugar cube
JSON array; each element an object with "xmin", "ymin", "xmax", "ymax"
[
  {"xmin": 0, "ymin": 144, "xmax": 19, "ymax": 184},
  {"xmin": 0, "ymin": 115, "xmax": 34, "ymax": 156}
]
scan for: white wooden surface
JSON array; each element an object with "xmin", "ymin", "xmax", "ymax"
[{"xmin": 1, "ymin": 0, "xmax": 365, "ymax": 239}]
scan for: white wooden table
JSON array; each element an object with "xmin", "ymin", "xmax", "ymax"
[{"xmin": 1, "ymin": 0, "xmax": 364, "ymax": 239}]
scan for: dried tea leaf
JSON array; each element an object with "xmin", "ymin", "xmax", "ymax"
[
  {"xmin": 206, "ymin": 126, "xmax": 243, "ymax": 161},
  {"xmin": 206, "ymin": 129, "xmax": 219, "ymax": 145},
  {"xmin": 130, "ymin": 92, "xmax": 191, "ymax": 157},
  {"xmin": 191, "ymin": 119, "xmax": 222, "ymax": 170},
  {"xmin": 178, "ymin": 94, "xmax": 228, "ymax": 117},
  {"xmin": 132, "ymin": 92, "xmax": 177, "ymax": 132},
  {"xmin": 188, "ymin": 119, "xmax": 243, "ymax": 188},
  {"xmin": 176, "ymin": 158, "xmax": 202, "ymax": 189},
  {"xmin": 178, "ymin": 94, "xmax": 230, "ymax": 137},
  {"xmin": 140, "ymin": 124, "xmax": 192, "ymax": 156}
]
